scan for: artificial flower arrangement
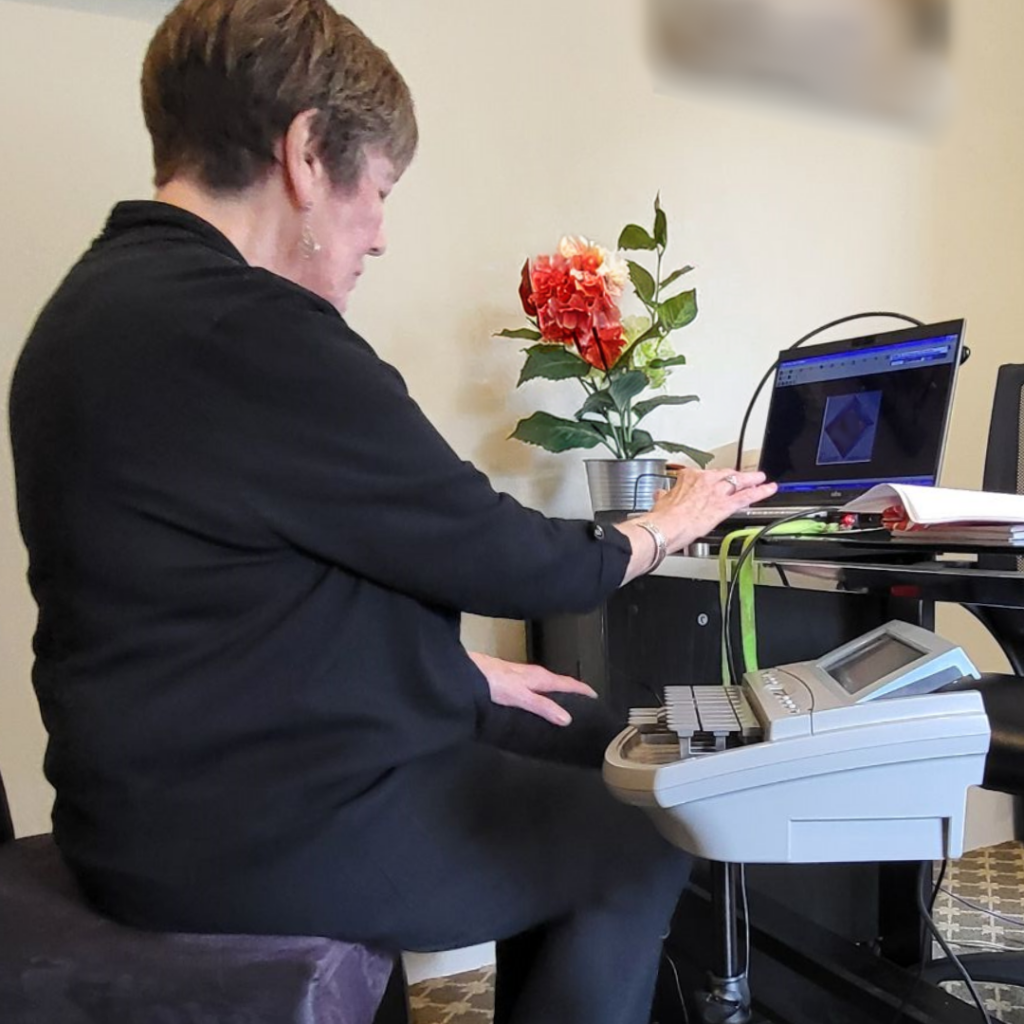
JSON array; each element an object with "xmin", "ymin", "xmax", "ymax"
[{"xmin": 496, "ymin": 196, "xmax": 712, "ymax": 466}]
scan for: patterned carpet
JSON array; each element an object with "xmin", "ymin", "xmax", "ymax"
[
  {"xmin": 934, "ymin": 841, "xmax": 1024, "ymax": 1022},
  {"xmin": 409, "ymin": 968, "xmax": 494, "ymax": 1024},
  {"xmin": 408, "ymin": 843, "xmax": 1024, "ymax": 1024}
]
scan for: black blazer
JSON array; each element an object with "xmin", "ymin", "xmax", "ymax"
[{"xmin": 8, "ymin": 201, "xmax": 630, "ymax": 886}]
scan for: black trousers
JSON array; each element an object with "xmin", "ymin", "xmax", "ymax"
[
  {"xmin": 330, "ymin": 695, "xmax": 690, "ymax": 1024},
  {"xmin": 98, "ymin": 696, "xmax": 691, "ymax": 1024},
  {"xmin": 472, "ymin": 695, "xmax": 693, "ymax": 1024}
]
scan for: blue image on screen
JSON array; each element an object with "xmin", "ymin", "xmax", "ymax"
[{"xmin": 817, "ymin": 391, "xmax": 882, "ymax": 466}]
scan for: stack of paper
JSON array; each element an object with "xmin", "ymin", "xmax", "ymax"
[
  {"xmin": 884, "ymin": 525, "xmax": 1024, "ymax": 545},
  {"xmin": 843, "ymin": 484, "xmax": 1024, "ymax": 546}
]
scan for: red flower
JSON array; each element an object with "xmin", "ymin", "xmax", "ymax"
[
  {"xmin": 522, "ymin": 248, "xmax": 626, "ymax": 369},
  {"xmin": 577, "ymin": 303, "xmax": 627, "ymax": 371},
  {"xmin": 518, "ymin": 259, "xmax": 536, "ymax": 317}
]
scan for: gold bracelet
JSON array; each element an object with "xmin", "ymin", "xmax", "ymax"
[{"xmin": 635, "ymin": 520, "xmax": 668, "ymax": 573}]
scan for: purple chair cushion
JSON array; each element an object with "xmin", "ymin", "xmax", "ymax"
[{"xmin": 0, "ymin": 835, "xmax": 396, "ymax": 1024}]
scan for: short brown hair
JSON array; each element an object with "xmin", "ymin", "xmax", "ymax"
[{"xmin": 142, "ymin": 0, "xmax": 418, "ymax": 192}]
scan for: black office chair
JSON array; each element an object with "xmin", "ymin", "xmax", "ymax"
[
  {"xmin": 0, "ymin": 765, "xmax": 411, "ymax": 1024},
  {"xmin": 966, "ymin": 363, "xmax": 1024, "ymax": 673},
  {"xmin": 979, "ymin": 364, "xmax": 1024, "ymax": 502}
]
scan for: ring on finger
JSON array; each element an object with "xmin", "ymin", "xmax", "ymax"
[{"xmin": 724, "ymin": 474, "xmax": 740, "ymax": 495}]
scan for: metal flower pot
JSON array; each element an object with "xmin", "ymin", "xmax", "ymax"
[{"xmin": 584, "ymin": 458, "xmax": 671, "ymax": 521}]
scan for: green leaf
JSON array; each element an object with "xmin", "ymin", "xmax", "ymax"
[
  {"xmin": 627, "ymin": 261, "xmax": 656, "ymax": 304},
  {"xmin": 510, "ymin": 412, "xmax": 606, "ymax": 453},
  {"xmin": 660, "ymin": 266, "xmax": 694, "ymax": 290},
  {"xmin": 658, "ymin": 289, "xmax": 698, "ymax": 331},
  {"xmin": 517, "ymin": 345, "xmax": 590, "ymax": 386},
  {"xmin": 495, "ymin": 327, "xmax": 542, "ymax": 340},
  {"xmin": 632, "ymin": 394, "xmax": 700, "ymax": 421},
  {"xmin": 575, "ymin": 390, "xmax": 616, "ymax": 420},
  {"xmin": 624, "ymin": 429, "xmax": 657, "ymax": 459},
  {"xmin": 618, "ymin": 224, "xmax": 657, "ymax": 251},
  {"xmin": 609, "ymin": 370, "xmax": 649, "ymax": 411},
  {"xmin": 655, "ymin": 440, "xmax": 715, "ymax": 468},
  {"xmin": 648, "ymin": 354, "xmax": 687, "ymax": 369},
  {"xmin": 654, "ymin": 207, "xmax": 667, "ymax": 249}
]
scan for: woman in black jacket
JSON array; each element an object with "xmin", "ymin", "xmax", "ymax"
[{"xmin": 9, "ymin": 2, "xmax": 774, "ymax": 1021}]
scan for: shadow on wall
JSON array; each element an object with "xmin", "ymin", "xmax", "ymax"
[
  {"xmin": 458, "ymin": 303, "xmax": 578, "ymax": 512},
  {"xmin": 16, "ymin": 0, "xmax": 172, "ymax": 20}
]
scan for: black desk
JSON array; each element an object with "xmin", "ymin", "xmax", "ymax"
[{"xmin": 528, "ymin": 542, "xmax": 1024, "ymax": 1024}]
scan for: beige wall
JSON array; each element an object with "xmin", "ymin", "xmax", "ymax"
[
  {"xmin": 1, "ymin": 0, "xmax": 166, "ymax": 835},
  {"xmin": 928, "ymin": 3, "xmax": 1024, "ymax": 672},
  {"xmin": 0, "ymin": 0, "xmax": 1021, "ymax": 841}
]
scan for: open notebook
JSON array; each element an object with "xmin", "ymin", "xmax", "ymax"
[{"xmin": 844, "ymin": 483, "xmax": 1024, "ymax": 545}]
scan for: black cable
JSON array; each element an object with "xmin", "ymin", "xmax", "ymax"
[
  {"xmin": 660, "ymin": 950, "xmax": 691, "ymax": 1024},
  {"xmin": 639, "ymin": 680, "xmax": 665, "ymax": 707},
  {"xmin": 916, "ymin": 863, "xmax": 992, "ymax": 1024},
  {"xmin": 721, "ymin": 509, "xmax": 830, "ymax": 684},
  {"xmin": 718, "ymin": 516, "xmax": 989, "ymax": 1022},
  {"xmin": 941, "ymin": 885, "xmax": 1024, "ymax": 930},
  {"xmin": 887, "ymin": 860, "xmax": 946, "ymax": 1024},
  {"xmin": 733, "ymin": 312, "xmax": 925, "ymax": 471},
  {"xmin": 885, "ymin": 858, "xmax": 997, "ymax": 1024},
  {"xmin": 631, "ymin": 472, "xmax": 674, "ymax": 514},
  {"xmin": 930, "ymin": 860, "xmax": 948, "ymax": 928},
  {"xmin": 739, "ymin": 862, "xmax": 750, "ymax": 976}
]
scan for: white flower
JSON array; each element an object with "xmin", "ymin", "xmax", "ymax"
[
  {"xmin": 600, "ymin": 249, "xmax": 630, "ymax": 296},
  {"xmin": 558, "ymin": 235, "xmax": 593, "ymax": 260},
  {"xmin": 557, "ymin": 235, "xmax": 629, "ymax": 297}
]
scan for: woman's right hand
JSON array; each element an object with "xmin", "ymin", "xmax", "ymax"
[{"xmin": 617, "ymin": 467, "xmax": 778, "ymax": 584}]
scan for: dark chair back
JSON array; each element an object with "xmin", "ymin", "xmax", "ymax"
[
  {"xmin": 982, "ymin": 364, "xmax": 1024, "ymax": 498},
  {"xmin": 973, "ymin": 363, "xmax": 1024, "ymax": 672}
]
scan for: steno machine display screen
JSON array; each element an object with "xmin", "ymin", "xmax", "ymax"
[{"xmin": 826, "ymin": 635, "xmax": 923, "ymax": 695}]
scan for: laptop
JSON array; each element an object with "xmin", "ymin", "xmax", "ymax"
[{"xmin": 731, "ymin": 318, "xmax": 966, "ymax": 521}]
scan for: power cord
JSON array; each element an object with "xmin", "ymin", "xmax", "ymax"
[
  {"xmin": 889, "ymin": 860, "xmax": 993, "ymax": 1024},
  {"xmin": 739, "ymin": 862, "xmax": 750, "ymax": 978},
  {"xmin": 715, "ymin": 521, "xmax": 828, "ymax": 1021},
  {"xmin": 888, "ymin": 860, "xmax": 948, "ymax": 1024},
  {"xmin": 917, "ymin": 863, "xmax": 993, "ymax": 1024},
  {"xmin": 639, "ymin": 679, "xmax": 666, "ymax": 708},
  {"xmin": 721, "ymin": 508, "xmax": 831, "ymax": 684},
  {"xmin": 732, "ymin": 312, "xmax": 925, "ymax": 472},
  {"xmin": 659, "ymin": 949, "xmax": 691, "ymax": 1024},
  {"xmin": 941, "ymin": 886, "xmax": 1024, "ymax": 931},
  {"xmin": 944, "ymin": 940, "xmax": 1024, "ymax": 953},
  {"xmin": 712, "ymin": 461, "xmax": 986, "ymax": 1022}
]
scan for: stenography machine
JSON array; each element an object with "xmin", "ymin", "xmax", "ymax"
[{"xmin": 604, "ymin": 621, "xmax": 991, "ymax": 865}]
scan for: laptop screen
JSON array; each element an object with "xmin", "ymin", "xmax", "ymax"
[{"xmin": 758, "ymin": 320, "xmax": 964, "ymax": 503}]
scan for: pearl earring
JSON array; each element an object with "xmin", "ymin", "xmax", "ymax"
[{"xmin": 300, "ymin": 210, "xmax": 321, "ymax": 260}]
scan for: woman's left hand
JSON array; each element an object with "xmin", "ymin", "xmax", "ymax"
[{"xmin": 467, "ymin": 651, "xmax": 597, "ymax": 726}]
